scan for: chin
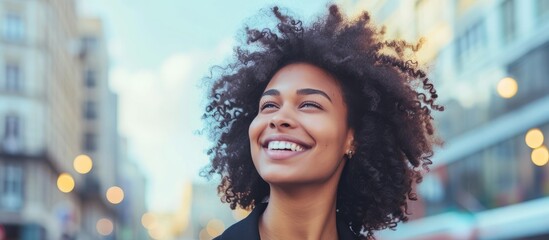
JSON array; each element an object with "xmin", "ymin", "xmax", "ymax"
[
  {"xmin": 258, "ymin": 170, "xmax": 300, "ymax": 184},
  {"xmin": 259, "ymin": 170, "xmax": 329, "ymax": 186},
  {"xmin": 258, "ymin": 171, "xmax": 309, "ymax": 186}
]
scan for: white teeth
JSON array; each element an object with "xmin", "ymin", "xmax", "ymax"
[{"xmin": 267, "ymin": 141, "xmax": 305, "ymax": 151}]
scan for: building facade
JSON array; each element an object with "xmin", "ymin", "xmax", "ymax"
[
  {"xmin": 0, "ymin": 1, "xmax": 146, "ymax": 239},
  {"xmin": 116, "ymin": 138, "xmax": 148, "ymax": 240},
  {"xmin": 0, "ymin": 0, "xmax": 84, "ymax": 239},
  {"xmin": 78, "ymin": 17, "xmax": 148, "ymax": 240},
  {"xmin": 339, "ymin": 0, "xmax": 549, "ymax": 239},
  {"xmin": 77, "ymin": 17, "xmax": 119, "ymax": 240},
  {"xmin": 185, "ymin": 182, "xmax": 241, "ymax": 240}
]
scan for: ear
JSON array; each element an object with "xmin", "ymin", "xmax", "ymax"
[{"xmin": 344, "ymin": 128, "xmax": 355, "ymax": 153}]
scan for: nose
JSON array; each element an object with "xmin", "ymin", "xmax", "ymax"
[
  {"xmin": 269, "ymin": 108, "xmax": 296, "ymax": 129},
  {"xmin": 269, "ymin": 120, "xmax": 291, "ymax": 128}
]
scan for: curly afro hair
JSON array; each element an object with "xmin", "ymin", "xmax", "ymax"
[{"xmin": 202, "ymin": 4, "xmax": 443, "ymax": 239}]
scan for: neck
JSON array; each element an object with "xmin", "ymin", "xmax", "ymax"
[{"xmin": 259, "ymin": 180, "xmax": 341, "ymax": 240}]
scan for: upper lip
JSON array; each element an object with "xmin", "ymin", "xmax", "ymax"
[{"xmin": 261, "ymin": 135, "xmax": 313, "ymax": 149}]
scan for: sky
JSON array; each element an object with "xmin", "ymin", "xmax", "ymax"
[{"xmin": 78, "ymin": 0, "xmax": 335, "ymax": 212}]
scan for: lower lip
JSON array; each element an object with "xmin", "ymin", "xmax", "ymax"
[{"xmin": 264, "ymin": 148, "xmax": 306, "ymax": 160}]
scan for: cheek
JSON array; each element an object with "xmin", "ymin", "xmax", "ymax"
[
  {"xmin": 307, "ymin": 117, "xmax": 348, "ymax": 149},
  {"xmin": 248, "ymin": 116, "xmax": 263, "ymax": 144}
]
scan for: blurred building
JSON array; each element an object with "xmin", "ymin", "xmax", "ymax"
[
  {"xmin": 0, "ymin": 1, "xmax": 147, "ymax": 239},
  {"xmin": 116, "ymin": 138, "xmax": 148, "ymax": 240},
  {"xmin": 0, "ymin": 0, "xmax": 84, "ymax": 239},
  {"xmin": 77, "ymin": 17, "xmax": 119, "ymax": 240},
  {"xmin": 138, "ymin": 181, "xmax": 193, "ymax": 240},
  {"xmin": 133, "ymin": 181, "xmax": 224, "ymax": 240},
  {"xmin": 181, "ymin": 182, "xmax": 244, "ymax": 240},
  {"xmin": 340, "ymin": 0, "xmax": 549, "ymax": 239}
]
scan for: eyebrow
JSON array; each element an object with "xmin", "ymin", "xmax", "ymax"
[{"xmin": 261, "ymin": 88, "xmax": 332, "ymax": 102}]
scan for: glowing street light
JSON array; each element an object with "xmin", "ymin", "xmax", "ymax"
[
  {"xmin": 206, "ymin": 219, "xmax": 225, "ymax": 237},
  {"xmin": 106, "ymin": 186, "xmax": 124, "ymax": 204},
  {"xmin": 73, "ymin": 154, "xmax": 93, "ymax": 174},
  {"xmin": 141, "ymin": 212, "xmax": 155, "ymax": 229},
  {"xmin": 525, "ymin": 128, "xmax": 544, "ymax": 149},
  {"xmin": 497, "ymin": 77, "xmax": 518, "ymax": 98},
  {"xmin": 57, "ymin": 173, "xmax": 75, "ymax": 193},
  {"xmin": 199, "ymin": 228, "xmax": 211, "ymax": 240},
  {"xmin": 232, "ymin": 207, "xmax": 250, "ymax": 221},
  {"xmin": 148, "ymin": 227, "xmax": 167, "ymax": 240},
  {"xmin": 531, "ymin": 146, "xmax": 549, "ymax": 167},
  {"xmin": 96, "ymin": 218, "xmax": 114, "ymax": 236}
]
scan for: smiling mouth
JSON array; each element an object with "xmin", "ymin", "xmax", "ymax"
[{"xmin": 266, "ymin": 140, "xmax": 306, "ymax": 152}]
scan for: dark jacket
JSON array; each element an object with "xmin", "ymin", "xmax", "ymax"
[{"xmin": 214, "ymin": 203, "xmax": 358, "ymax": 240}]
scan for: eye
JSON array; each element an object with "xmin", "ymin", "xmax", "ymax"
[
  {"xmin": 260, "ymin": 101, "xmax": 279, "ymax": 111},
  {"xmin": 300, "ymin": 101, "xmax": 322, "ymax": 109}
]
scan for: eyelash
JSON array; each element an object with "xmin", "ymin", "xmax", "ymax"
[
  {"xmin": 259, "ymin": 101, "xmax": 323, "ymax": 111},
  {"xmin": 260, "ymin": 101, "xmax": 278, "ymax": 110},
  {"xmin": 300, "ymin": 101, "xmax": 322, "ymax": 109}
]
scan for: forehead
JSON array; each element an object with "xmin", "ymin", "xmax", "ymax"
[{"xmin": 266, "ymin": 63, "xmax": 343, "ymax": 97}]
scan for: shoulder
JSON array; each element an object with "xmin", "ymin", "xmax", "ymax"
[
  {"xmin": 213, "ymin": 203, "xmax": 267, "ymax": 240},
  {"xmin": 212, "ymin": 220, "xmax": 254, "ymax": 240}
]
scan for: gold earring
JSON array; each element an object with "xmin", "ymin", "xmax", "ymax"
[{"xmin": 346, "ymin": 150, "xmax": 354, "ymax": 159}]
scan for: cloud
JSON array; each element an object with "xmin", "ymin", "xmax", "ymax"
[{"xmin": 109, "ymin": 38, "xmax": 234, "ymax": 211}]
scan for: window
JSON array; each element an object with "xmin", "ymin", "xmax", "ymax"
[
  {"xmin": 84, "ymin": 101, "xmax": 97, "ymax": 119},
  {"xmin": 81, "ymin": 36, "xmax": 97, "ymax": 51},
  {"xmin": 501, "ymin": 0, "xmax": 516, "ymax": 44},
  {"xmin": 84, "ymin": 132, "xmax": 96, "ymax": 152},
  {"xmin": 0, "ymin": 163, "xmax": 23, "ymax": 211},
  {"xmin": 455, "ymin": 19, "xmax": 487, "ymax": 70},
  {"xmin": 506, "ymin": 41, "xmax": 549, "ymax": 107},
  {"xmin": 2, "ymin": 14, "xmax": 25, "ymax": 41},
  {"xmin": 3, "ymin": 115, "xmax": 20, "ymax": 138},
  {"xmin": 84, "ymin": 69, "xmax": 96, "ymax": 87},
  {"xmin": 493, "ymin": 140, "xmax": 516, "ymax": 190},
  {"xmin": 2, "ymin": 115, "xmax": 22, "ymax": 154},
  {"xmin": 5, "ymin": 64, "xmax": 21, "ymax": 92}
]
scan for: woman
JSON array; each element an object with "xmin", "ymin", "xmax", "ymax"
[{"xmin": 202, "ymin": 4, "xmax": 443, "ymax": 240}]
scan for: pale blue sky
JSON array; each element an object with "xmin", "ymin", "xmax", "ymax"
[
  {"xmin": 80, "ymin": 0, "xmax": 334, "ymax": 69},
  {"xmin": 78, "ymin": 0, "xmax": 335, "ymax": 211}
]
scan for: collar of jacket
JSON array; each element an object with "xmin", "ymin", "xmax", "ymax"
[{"xmin": 214, "ymin": 203, "xmax": 358, "ymax": 240}]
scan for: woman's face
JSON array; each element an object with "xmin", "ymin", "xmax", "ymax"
[{"xmin": 249, "ymin": 63, "xmax": 354, "ymax": 185}]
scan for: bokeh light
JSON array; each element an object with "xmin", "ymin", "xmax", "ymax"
[
  {"xmin": 206, "ymin": 219, "xmax": 225, "ymax": 237},
  {"xmin": 73, "ymin": 154, "xmax": 93, "ymax": 174},
  {"xmin": 199, "ymin": 228, "xmax": 212, "ymax": 240},
  {"xmin": 106, "ymin": 186, "xmax": 124, "ymax": 204},
  {"xmin": 148, "ymin": 227, "xmax": 164, "ymax": 240},
  {"xmin": 525, "ymin": 128, "xmax": 544, "ymax": 149},
  {"xmin": 497, "ymin": 77, "xmax": 518, "ymax": 98},
  {"xmin": 531, "ymin": 146, "xmax": 549, "ymax": 166},
  {"xmin": 96, "ymin": 218, "xmax": 114, "ymax": 236},
  {"xmin": 232, "ymin": 207, "xmax": 250, "ymax": 221},
  {"xmin": 57, "ymin": 173, "xmax": 75, "ymax": 193},
  {"xmin": 141, "ymin": 212, "xmax": 155, "ymax": 229}
]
